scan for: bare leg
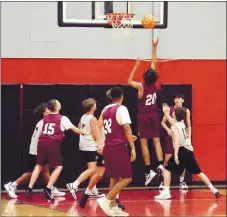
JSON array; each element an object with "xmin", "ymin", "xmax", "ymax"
[
  {"xmin": 164, "ymin": 154, "xmax": 172, "ymax": 167},
  {"xmin": 140, "ymin": 138, "xmax": 150, "ymax": 165},
  {"xmin": 87, "ymin": 166, "xmax": 105, "ymax": 190},
  {"xmin": 163, "ymin": 169, "xmax": 171, "ymax": 188},
  {"xmin": 46, "ymin": 166, "xmax": 63, "ymax": 189},
  {"xmin": 15, "ymin": 172, "xmax": 32, "ymax": 185},
  {"xmin": 28, "ymin": 165, "xmax": 43, "ymax": 188},
  {"xmin": 42, "ymin": 165, "xmax": 51, "ymax": 185},
  {"xmin": 152, "ymin": 137, "xmax": 163, "ymax": 162}
]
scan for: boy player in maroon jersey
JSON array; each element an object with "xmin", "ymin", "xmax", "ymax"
[
  {"xmin": 128, "ymin": 38, "xmax": 164, "ymax": 186},
  {"xmin": 26, "ymin": 99, "xmax": 86, "ymax": 200},
  {"xmin": 97, "ymin": 87, "xmax": 136, "ymax": 217}
]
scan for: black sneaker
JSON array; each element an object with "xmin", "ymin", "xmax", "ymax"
[
  {"xmin": 116, "ymin": 198, "xmax": 125, "ymax": 210},
  {"xmin": 43, "ymin": 187, "xmax": 54, "ymax": 201},
  {"xmin": 214, "ymin": 191, "xmax": 222, "ymax": 199},
  {"xmin": 25, "ymin": 187, "xmax": 32, "ymax": 199},
  {"xmin": 79, "ymin": 192, "xmax": 89, "ymax": 208}
]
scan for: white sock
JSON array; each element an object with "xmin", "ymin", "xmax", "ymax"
[
  {"xmin": 11, "ymin": 181, "xmax": 18, "ymax": 187},
  {"xmin": 208, "ymin": 184, "xmax": 217, "ymax": 193},
  {"xmin": 72, "ymin": 180, "xmax": 80, "ymax": 189},
  {"xmin": 180, "ymin": 176, "xmax": 184, "ymax": 183},
  {"xmin": 116, "ymin": 194, "xmax": 119, "ymax": 199},
  {"xmin": 85, "ymin": 187, "xmax": 91, "ymax": 194},
  {"xmin": 91, "ymin": 185, "xmax": 97, "ymax": 191},
  {"xmin": 163, "ymin": 186, "xmax": 170, "ymax": 193}
]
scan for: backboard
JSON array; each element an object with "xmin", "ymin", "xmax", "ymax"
[{"xmin": 58, "ymin": 1, "xmax": 168, "ymax": 29}]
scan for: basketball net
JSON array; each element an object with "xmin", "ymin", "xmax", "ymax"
[{"xmin": 106, "ymin": 13, "xmax": 135, "ymax": 40}]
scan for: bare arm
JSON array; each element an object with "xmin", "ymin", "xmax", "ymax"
[
  {"xmin": 186, "ymin": 109, "xmax": 192, "ymax": 139},
  {"xmin": 163, "ymin": 111, "xmax": 175, "ymax": 126},
  {"xmin": 128, "ymin": 59, "xmax": 143, "ymax": 91},
  {"xmin": 90, "ymin": 117, "xmax": 99, "ymax": 142},
  {"xmin": 151, "ymin": 37, "xmax": 158, "ymax": 70},
  {"xmin": 171, "ymin": 125, "xmax": 180, "ymax": 156},
  {"xmin": 161, "ymin": 115, "xmax": 171, "ymax": 133},
  {"xmin": 98, "ymin": 113, "xmax": 104, "ymax": 129},
  {"xmin": 69, "ymin": 125, "xmax": 86, "ymax": 135}
]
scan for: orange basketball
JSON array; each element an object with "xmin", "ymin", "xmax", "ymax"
[{"xmin": 141, "ymin": 15, "xmax": 156, "ymax": 29}]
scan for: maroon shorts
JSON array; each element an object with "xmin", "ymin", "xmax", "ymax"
[
  {"xmin": 103, "ymin": 144, "xmax": 132, "ymax": 179},
  {"xmin": 137, "ymin": 114, "xmax": 160, "ymax": 138},
  {"xmin": 163, "ymin": 134, "xmax": 174, "ymax": 154},
  {"xmin": 37, "ymin": 142, "xmax": 62, "ymax": 168}
]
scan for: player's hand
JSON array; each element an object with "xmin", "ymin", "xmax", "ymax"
[
  {"xmin": 174, "ymin": 155, "xmax": 180, "ymax": 165},
  {"xmin": 132, "ymin": 135, "xmax": 137, "ymax": 141},
  {"xmin": 97, "ymin": 147, "xmax": 103, "ymax": 155},
  {"xmin": 167, "ymin": 129, "xmax": 172, "ymax": 136},
  {"xmin": 130, "ymin": 149, "xmax": 136, "ymax": 162},
  {"xmin": 162, "ymin": 103, "xmax": 170, "ymax": 113},
  {"xmin": 135, "ymin": 58, "xmax": 141, "ymax": 67},
  {"xmin": 80, "ymin": 129, "xmax": 87, "ymax": 135},
  {"xmin": 152, "ymin": 37, "xmax": 159, "ymax": 47}
]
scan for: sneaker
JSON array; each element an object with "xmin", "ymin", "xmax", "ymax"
[
  {"xmin": 116, "ymin": 198, "xmax": 125, "ymax": 210},
  {"xmin": 145, "ymin": 170, "xmax": 157, "ymax": 186},
  {"xmin": 157, "ymin": 165, "xmax": 164, "ymax": 177},
  {"xmin": 88, "ymin": 188, "xmax": 105, "ymax": 198},
  {"xmin": 214, "ymin": 190, "xmax": 222, "ymax": 199},
  {"xmin": 66, "ymin": 183, "xmax": 77, "ymax": 200},
  {"xmin": 79, "ymin": 192, "xmax": 89, "ymax": 208},
  {"xmin": 154, "ymin": 191, "xmax": 171, "ymax": 200},
  {"xmin": 159, "ymin": 182, "xmax": 164, "ymax": 190},
  {"xmin": 4, "ymin": 182, "xmax": 17, "ymax": 199},
  {"xmin": 179, "ymin": 182, "xmax": 188, "ymax": 190},
  {"xmin": 110, "ymin": 206, "xmax": 129, "ymax": 216},
  {"xmin": 25, "ymin": 188, "xmax": 32, "ymax": 199},
  {"xmin": 43, "ymin": 187, "xmax": 54, "ymax": 201},
  {"xmin": 97, "ymin": 197, "xmax": 112, "ymax": 216},
  {"xmin": 51, "ymin": 187, "xmax": 66, "ymax": 197}
]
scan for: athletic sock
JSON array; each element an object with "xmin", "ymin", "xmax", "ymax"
[
  {"xmin": 163, "ymin": 186, "xmax": 170, "ymax": 193},
  {"xmin": 11, "ymin": 181, "xmax": 18, "ymax": 187},
  {"xmin": 158, "ymin": 161, "xmax": 164, "ymax": 166},
  {"xmin": 116, "ymin": 194, "xmax": 119, "ymax": 199},
  {"xmin": 208, "ymin": 184, "xmax": 217, "ymax": 193},
  {"xmin": 27, "ymin": 187, "xmax": 33, "ymax": 193},
  {"xmin": 85, "ymin": 187, "xmax": 91, "ymax": 195},
  {"xmin": 91, "ymin": 185, "xmax": 97, "ymax": 191},
  {"xmin": 180, "ymin": 176, "xmax": 184, "ymax": 183},
  {"xmin": 73, "ymin": 180, "xmax": 80, "ymax": 189}
]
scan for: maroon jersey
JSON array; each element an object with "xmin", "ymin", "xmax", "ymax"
[
  {"xmin": 39, "ymin": 114, "xmax": 65, "ymax": 145},
  {"xmin": 103, "ymin": 104, "xmax": 128, "ymax": 146},
  {"xmin": 138, "ymin": 83, "xmax": 158, "ymax": 116}
]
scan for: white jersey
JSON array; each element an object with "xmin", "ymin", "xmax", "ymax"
[
  {"xmin": 79, "ymin": 114, "xmax": 97, "ymax": 151},
  {"xmin": 173, "ymin": 121, "xmax": 193, "ymax": 151},
  {"xmin": 29, "ymin": 119, "xmax": 43, "ymax": 155}
]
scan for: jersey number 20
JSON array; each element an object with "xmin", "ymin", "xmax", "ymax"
[
  {"xmin": 145, "ymin": 93, "xmax": 156, "ymax": 105},
  {"xmin": 43, "ymin": 123, "xmax": 56, "ymax": 135},
  {"xmin": 104, "ymin": 119, "xmax": 112, "ymax": 134}
]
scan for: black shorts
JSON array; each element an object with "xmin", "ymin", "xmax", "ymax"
[
  {"xmin": 26, "ymin": 154, "xmax": 37, "ymax": 172},
  {"xmin": 80, "ymin": 151, "xmax": 98, "ymax": 163},
  {"xmin": 165, "ymin": 147, "xmax": 201, "ymax": 175},
  {"xmin": 97, "ymin": 154, "xmax": 105, "ymax": 167}
]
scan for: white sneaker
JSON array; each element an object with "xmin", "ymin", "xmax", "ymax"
[
  {"xmin": 97, "ymin": 197, "xmax": 112, "ymax": 216},
  {"xmin": 110, "ymin": 206, "xmax": 129, "ymax": 216},
  {"xmin": 179, "ymin": 182, "xmax": 188, "ymax": 190},
  {"xmin": 66, "ymin": 183, "xmax": 77, "ymax": 200},
  {"xmin": 88, "ymin": 188, "xmax": 105, "ymax": 198},
  {"xmin": 51, "ymin": 187, "xmax": 66, "ymax": 197},
  {"xmin": 154, "ymin": 191, "xmax": 171, "ymax": 200},
  {"xmin": 159, "ymin": 182, "xmax": 164, "ymax": 190},
  {"xmin": 4, "ymin": 182, "xmax": 17, "ymax": 199},
  {"xmin": 145, "ymin": 170, "xmax": 157, "ymax": 186}
]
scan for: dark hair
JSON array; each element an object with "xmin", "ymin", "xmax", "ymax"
[
  {"xmin": 175, "ymin": 108, "xmax": 186, "ymax": 121},
  {"xmin": 174, "ymin": 93, "xmax": 185, "ymax": 100},
  {"xmin": 106, "ymin": 89, "xmax": 113, "ymax": 103},
  {"xmin": 47, "ymin": 99, "xmax": 58, "ymax": 112},
  {"xmin": 110, "ymin": 87, "xmax": 123, "ymax": 101},
  {"xmin": 82, "ymin": 98, "xmax": 96, "ymax": 113},
  {"xmin": 143, "ymin": 68, "xmax": 158, "ymax": 84},
  {"xmin": 33, "ymin": 102, "xmax": 47, "ymax": 117}
]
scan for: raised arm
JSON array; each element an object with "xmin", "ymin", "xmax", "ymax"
[
  {"xmin": 186, "ymin": 109, "xmax": 192, "ymax": 140},
  {"xmin": 161, "ymin": 115, "xmax": 172, "ymax": 136},
  {"xmin": 128, "ymin": 59, "xmax": 143, "ymax": 91},
  {"xmin": 162, "ymin": 103, "xmax": 175, "ymax": 126},
  {"xmin": 151, "ymin": 37, "xmax": 159, "ymax": 70}
]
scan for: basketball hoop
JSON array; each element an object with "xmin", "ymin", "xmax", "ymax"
[{"xmin": 106, "ymin": 13, "xmax": 135, "ymax": 40}]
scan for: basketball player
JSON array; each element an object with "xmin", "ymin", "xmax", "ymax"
[
  {"xmin": 154, "ymin": 104, "xmax": 222, "ymax": 199},
  {"xmin": 26, "ymin": 99, "xmax": 86, "ymax": 200},
  {"xmin": 97, "ymin": 87, "xmax": 136, "ymax": 217},
  {"xmin": 66, "ymin": 98, "xmax": 102, "ymax": 200},
  {"xmin": 160, "ymin": 93, "xmax": 191, "ymax": 190},
  {"xmin": 128, "ymin": 38, "xmax": 164, "ymax": 186},
  {"xmin": 4, "ymin": 102, "xmax": 65, "ymax": 199},
  {"xmin": 78, "ymin": 90, "xmax": 128, "ymax": 210}
]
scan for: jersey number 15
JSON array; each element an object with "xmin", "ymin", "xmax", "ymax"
[{"xmin": 43, "ymin": 123, "xmax": 56, "ymax": 135}]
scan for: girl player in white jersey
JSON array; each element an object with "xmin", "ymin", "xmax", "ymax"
[
  {"xmin": 154, "ymin": 104, "xmax": 222, "ymax": 199},
  {"xmin": 4, "ymin": 102, "xmax": 65, "ymax": 199}
]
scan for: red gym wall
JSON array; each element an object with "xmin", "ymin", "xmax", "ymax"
[{"xmin": 2, "ymin": 58, "xmax": 226, "ymax": 181}]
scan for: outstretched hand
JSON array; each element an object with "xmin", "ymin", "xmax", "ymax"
[
  {"xmin": 162, "ymin": 103, "xmax": 170, "ymax": 114},
  {"xmin": 152, "ymin": 37, "xmax": 159, "ymax": 47}
]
